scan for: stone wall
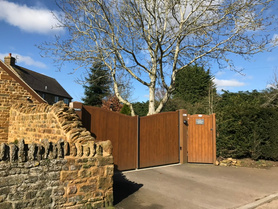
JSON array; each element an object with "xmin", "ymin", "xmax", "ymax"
[
  {"xmin": 1, "ymin": 63, "xmax": 114, "ymax": 208},
  {"xmin": 8, "ymin": 102, "xmax": 92, "ymax": 145},
  {"xmin": 0, "ymin": 65, "xmax": 41, "ymax": 143},
  {"xmin": 0, "ymin": 139, "xmax": 113, "ymax": 209}
]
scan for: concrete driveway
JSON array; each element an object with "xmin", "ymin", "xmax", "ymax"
[{"xmin": 113, "ymin": 164, "xmax": 278, "ymax": 209}]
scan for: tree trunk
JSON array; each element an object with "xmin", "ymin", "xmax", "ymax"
[{"xmin": 148, "ymin": 82, "xmax": 156, "ymax": 115}]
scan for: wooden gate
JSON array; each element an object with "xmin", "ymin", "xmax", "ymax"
[
  {"xmin": 71, "ymin": 102, "xmax": 216, "ymax": 170},
  {"xmin": 139, "ymin": 112, "xmax": 179, "ymax": 168},
  {"xmin": 187, "ymin": 114, "xmax": 216, "ymax": 163},
  {"xmin": 82, "ymin": 106, "xmax": 138, "ymax": 171}
]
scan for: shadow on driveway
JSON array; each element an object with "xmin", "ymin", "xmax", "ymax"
[
  {"xmin": 114, "ymin": 171, "xmax": 165, "ymax": 209},
  {"xmin": 113, "ymin": 172, "xmax": 143, "ymax": 205},
  {"xmin": 112, "ymin": 164, "xmax": 278, "ymax": 209}
]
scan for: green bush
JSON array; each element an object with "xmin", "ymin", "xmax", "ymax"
[
  {"xmin": 259, "ymin": 108, "xmax": 278, "ymax": 161},
  {"xmin": 120, "ymin": 104, "xmax": 131, "ymax": 116},
  {"xmin": 216, "ymin": 90, "xmax": 278, "ymax": 161}
]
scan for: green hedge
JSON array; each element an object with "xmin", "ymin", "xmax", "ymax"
[{"xmin": 216, "ymin": 91, "xmax": 278, "ymax": 161}]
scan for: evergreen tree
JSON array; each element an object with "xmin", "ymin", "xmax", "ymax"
[
  {"xmin": 121, "ymin": 101, "xmax": 151, "ymax": 116},
  {"xmin": 171, "ymin": 65, "xmax": 216, "ymax": 114},
  {"xmin": 120, "ymin": 104, "xmax": 131, "ymax": 116},
  {"xmin": 133, "ymin": 101, "xmax": 149, "ymax": 117},
  {"xmin": 82, "ymin": 62, "xmax": 112, "ymax": 106}
]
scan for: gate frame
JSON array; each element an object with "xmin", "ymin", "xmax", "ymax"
[
  {"xmin": 70, "ymin": 102, "xmax": 216, "ymax": 169},
  {"xmin": 178, "ymin": 109, "xmax": 188, "ymax": 164}
]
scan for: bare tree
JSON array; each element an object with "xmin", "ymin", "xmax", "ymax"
[
  {"xmin": 262, "ymin": 69, "xmax": 278, "ymax": 108},
  {"xmin": 40, "ymin": 0, "xmax": 277, "ymax": 115}
]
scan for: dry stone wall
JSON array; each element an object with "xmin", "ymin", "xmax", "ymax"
[
  {"xmin": 8, "ymin": 102, "xmax": 93, "ymax": 145},
  {"xmin": 1, "ymin": 63, "xmax": 114, "ymax": 208},
  {"xmin": 2, "ymin": 101, "xmax": 114, "ymax": 208},
  {"xmin": 0, "ymin": 66, "xmax": 41, "ymax": 143},
  {"xmin": 0, "ymin": 139, "xmax": 114, "ymax": 209}
]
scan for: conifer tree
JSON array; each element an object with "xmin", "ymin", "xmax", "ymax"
[
  {"xmin": 166, "ymin": 65, "xmax": 217, "ymax": 114},
  {"xmin": 173, "ymin": 65, "xmax": 215, "ymax": 104},
  {"xmin": 82, "ymin": 62, "xmax": 112, "ymax": 106}
]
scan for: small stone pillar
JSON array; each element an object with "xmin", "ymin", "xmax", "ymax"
[{"xmin": 69, "ymin": 102, "xmax": 83, "ymax": 119}]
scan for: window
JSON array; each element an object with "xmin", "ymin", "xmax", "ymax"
[
  {"xmin": 63, "ymin": 98, "xmax": 69, "ymax": 105},
  {"xmin": 54, "ymin": 96, "xmax": 59, "ymax": 103}
]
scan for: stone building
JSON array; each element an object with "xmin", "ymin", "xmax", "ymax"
[
  {"xmin": 0, "ymin": 53, "xmax": 72, "ymax": 143},
  {"xmin": 4, "ymin": 53, "xmax": 72, "ymax": 105}
]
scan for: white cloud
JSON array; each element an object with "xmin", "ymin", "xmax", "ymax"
[
  {"xmin": 0, "ymin": 53, "xmax": 47, "ymax": 69},
  {"xmin": 266, "ymin": 84, "xmax": 277, "ymax": 89},
  {"xmin": 0, "ymin": 1, "xmax": 63, "ymax": 34},
  {"xmin": 213, "ymin": 78, "xmax": 245, "ymax": 87},
  {"xmin": 16, "ymin": 54, "xmax": 47, "ymax": 68},
  {"xmin": 215, "ymin": 71, "xmax": 225, "ymax": 76}
]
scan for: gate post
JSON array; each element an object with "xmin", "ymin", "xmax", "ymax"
[
  {"xmin": 212, "ymin": 113, "xmax": 217, "ymax": 164},
  {"xmin": 70, "ymin": 101, "xmax": 83, "ymax": 119},
  {"xmin": 179, "ymin": 109, "xmax": 188, "ymax": 164}
]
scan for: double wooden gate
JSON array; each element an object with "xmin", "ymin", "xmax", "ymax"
[{"xmin": 76, "ymin": 103, "xmax": 216, "ymax": 171}]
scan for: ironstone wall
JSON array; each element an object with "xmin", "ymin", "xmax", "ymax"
[
  {"xmin": 8, "ymin": 102, "xmax": 93, "ymax": 145},
  {"xmin": 0, "ymin": 64, "xmax": 41, "ymax": 143},
  {"xmin": 0, "ymin": 60, "xmax": 114, "ymax": 208},
  {"xmin": 0, "ymin": 101, "xmax": 114, "ymax": 208},
  {"xmin": 0, "ymin": 139, "xmax": 113, "ymax": 209}
]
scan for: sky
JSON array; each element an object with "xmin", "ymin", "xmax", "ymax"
[{"xmin": 0, "ymin": 0, "xmax": 278, "ymax": 103}]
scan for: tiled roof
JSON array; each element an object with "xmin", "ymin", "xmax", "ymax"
[{"xmin": 12, "ymin": 65, "xmax": 72, "ymax": 99}]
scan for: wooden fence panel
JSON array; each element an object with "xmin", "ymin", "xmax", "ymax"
[
  {"xmin": 139, "ymin": 111, "xmax": 179, "ymax": 168},
  {"xmin": 82, "ymin": 106, "xmax": 138, "ymax": 171}
]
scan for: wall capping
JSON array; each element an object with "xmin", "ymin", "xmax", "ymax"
[{"xmin": 9, "ymin": 101, "xmax": 95, "ymax": 144}]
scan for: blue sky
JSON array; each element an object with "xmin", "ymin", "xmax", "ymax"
[{"xmin": 0, "ymin": 0, "xmax": 278, "ymax": 102}]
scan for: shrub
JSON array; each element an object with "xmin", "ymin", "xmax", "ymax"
[{"xmin": 216, "ymin": 91, "xmax": 278, "ymax": 161}]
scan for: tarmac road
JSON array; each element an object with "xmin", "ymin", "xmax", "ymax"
[{"xmin": 113, "ymin": 164, "xmax": 278, "ymax": 209}]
